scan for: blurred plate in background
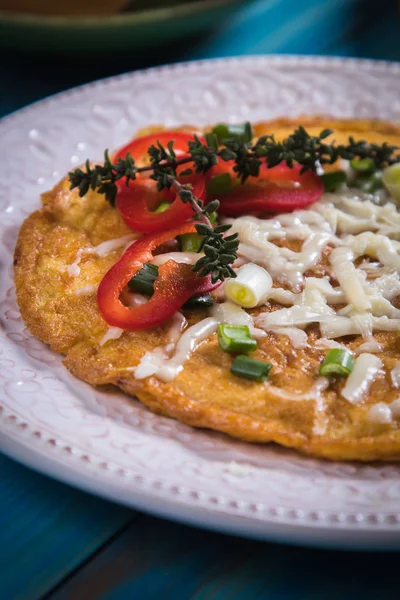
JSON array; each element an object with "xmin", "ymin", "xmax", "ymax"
[{"xmin": 0, "ymin": 0, "xmax": 241, "ymax": 55}]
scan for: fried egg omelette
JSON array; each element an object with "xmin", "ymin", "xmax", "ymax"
[{"xmin": 14, "ymin": 117, "xmax": 400, "ymax": 461}]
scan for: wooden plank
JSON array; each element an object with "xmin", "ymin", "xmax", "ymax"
[
  {"xmin": 49, "ymin": 513, "xmax": 256, "ymax": 600},
  {"xmin": 188, "ymin": 0, "xmax": 376, "ymax": 59},
  {"xmin": 190, "ymin": 543, "xmax": 400, "ymax": 600},
  {"xmin": 49, "ymin": 512, "xmax": 400, "ymax": 600},
  {"xmin": 327, "ymin": 2, "xmax": 400, "ymax": 62},
  {"xmin": 0, "ymin": 454, "xmax": 135, "ymax": 600}
]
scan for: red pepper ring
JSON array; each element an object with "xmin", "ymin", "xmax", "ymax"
[
  {"xmin": 113, "ymin": 131, "xmax": 209, "ymax": 234},
  {"xmin": 114, "ymin": 130, "xmax": 207, "ymax": 202},
  {"xmin": 115, "ymin": 169, "xmax": 206, "ymax": 234},
  {"xmin": 97, "ymin": 222, "xmax": 219, "ymax": 331},
  {"xmin": 113, "ymin": 131, "xmax": 206, "ymax": 167},
  {"xmin": 209, "ymin": 161, "xmax": 324, "ymax": 215}
]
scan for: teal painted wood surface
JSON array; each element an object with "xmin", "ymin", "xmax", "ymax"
[
  {"xmin": 0, "ymin": 0, "xmax": 389, "ymax": 119},
  {"xmin": 188, "ymin": 0, "xmax": 375, "ymax": 58},
  {"xmin": 50, "ymin": 514, "xmax": 400, "ymax": 600},
  {"xmin": 328, "ymin": 1, "xmax": 400, "ymax": 62},
  {"xmin": 0, "ymin": 454, "xmax": 135, "ymax": 600},
  {"xmin": 1, "ymin": 1, "xmax": 400, "ymax": 599}
]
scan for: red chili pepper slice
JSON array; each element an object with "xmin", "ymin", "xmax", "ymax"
[
  {"xmin": 97, "ymin": 223, "xmax": 219, "ymax": 330},
  {"xmin": 209, "ymin": 160, "xmax": 324, "ymax": 215},
  {"xmin": 115, "ymin": 167, "xmax": 206, "ymax": 234},
  {"xmin": 114, "ymin": 131, "xmax": 203, "ymax": 166},
  {"xmin": 114, "ymin": 131, "xmax": 208, "ymax": 233}
]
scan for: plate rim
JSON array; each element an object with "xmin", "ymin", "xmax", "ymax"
[
  {"xmin": 2, "ymin": 54, "xmax": 400, "ymax": 549},
  {"xmin": 2, "ymin": 54, "xmax": 400, "ymax": 122}
]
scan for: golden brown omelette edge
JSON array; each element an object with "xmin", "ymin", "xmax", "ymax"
[{"xmin": 14, "ymin": 116, "xmax": 400, "ymax": 461}]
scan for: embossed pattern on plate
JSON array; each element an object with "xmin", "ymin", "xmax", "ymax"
[{"xmin": 2, "ymin": 56, "xmax": 400, "ymax": 549}]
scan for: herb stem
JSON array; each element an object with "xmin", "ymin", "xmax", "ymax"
[
  {"xmin": 168, "ymin": 176, "xmax": 213, "ymax": 228},
  {"xmin": 68, "ymin": 122, "xmax": 400, "ymax": 286},
  {"xmin": 135, "ymin": 155, "xmax": 193, "ymax": 174}
]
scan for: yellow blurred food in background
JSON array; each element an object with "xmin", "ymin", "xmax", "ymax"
[{"xmin": 0, "ymin": 0, "xmax": 128, "ymax": 16}]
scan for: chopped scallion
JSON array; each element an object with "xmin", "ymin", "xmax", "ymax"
[
  {"xmin": 183, "ymin": 293, "xmax": 214, "ymax": 309},
  {"xmin": 154, "ymin": 201, "xmax": 171, "ymax": 213},
  {"xmin": 224, "ymin": 263, "xmax": 272, "ymax": 308},
  {"xmin": 321, "ymin": 171, "xmax": 346, "ymax": 192},
  {"xmin": 207, "ymin": 172, "xmax": 233, "ymax": 195},
  {"xmin": 319, "ymin": 348, "xmax": 354, "ymax": 377},
  {"xmin": 179, "ymin": 232, "xmax": 203, "ymax": 252},
  {"xmin": 352, "ymin": 171, "xmax": 383, "ymax": 193},
  {"xmin": 128, "ymin": 262, "xmax": 159, "ymax": 295},
  {"xmin": 231, "ymin": 354, "xmax": 272, "ymax": 382},
  {"xmin": 350, "ymin": 158, "xmax": 376, "ymax": 174},
  {"xmin": 383, "ymin": 162, "xmax": 400, "ymax": 201},
  {"xmin": 178, "ymin": 211, "xmax": 216, "ymax": 252},
  {"xmin": 217, "ymin": 324, "xmax": 257, "ymax": 354},
  {"xmin": 212, "ymin": 122, "xmax": 253, "ymax": 143},
  {"xmin": 208, "ymin": 211, "xmax": 217, "ymax": 225},
  {"xmin": 128, "ymin": 262, "xmax": 213, "ymax": 308}
]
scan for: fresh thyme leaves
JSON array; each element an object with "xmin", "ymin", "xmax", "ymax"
[
  {"xmin": 68, "ymin": 123, "xmax": 400, "ymax": 284},
  {"xmin": 169, "ymin": 177, "xmax": 238, "ymax": 283},
  {"xmin": 192, "ymin": 224, "xmax": 238, "ymax": 284},
  {"xmin": 68, "ymin": 151, "xmax": 137, "ymax": 206},
  {"xmin": 69, "ymin": 124, "xmax": 400, "ymax": 203}
]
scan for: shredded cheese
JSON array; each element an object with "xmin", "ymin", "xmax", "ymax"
[
  {"xmin": 100, "ymin": 327, "xmax": 124, "ymax": 346},
  {"xmin": 391, "ymin": 362, "xmax": 400, "ymax": 389},
  {"xmin": 151, "ymin": 252, "xmax": 201, "ymax": 267},
  {"xmin": 66, "ymin": 234, "xmax": 138, "ymax": 278},
  {"xmin": 341, "ymin": 353, "xmax": 383, "ymax": 405},
  {"xmin": 74, "ymin": 285, "xmax": 97, "ymax": 296},
  {"xmin": 135, "ymin": 317, "xmax": 218, "ymax": 382},
  {"xmin": 132, "ymin": 187, "xmax": 400, "ymax": 386},
  {"xmin": 367, "ymin": 402, "xmax": 393, "ymax": 425}
]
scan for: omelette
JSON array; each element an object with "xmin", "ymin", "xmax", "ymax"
[{"xmin": 14, "ymin": 117, "xmax": 400, "ymax": 461}]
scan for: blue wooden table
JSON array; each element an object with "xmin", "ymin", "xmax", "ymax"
[{"xmin": 2, "ymin": 1, "xmax": 400, "ymax": 598}]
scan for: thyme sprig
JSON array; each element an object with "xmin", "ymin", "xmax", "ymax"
[
  {"xmin": 68, "ymin": 123, "xmax": 400, "ymax": 284},
  {"xmin": 168, "ymin": 177, "xmax": 238, "ymax": 283}
]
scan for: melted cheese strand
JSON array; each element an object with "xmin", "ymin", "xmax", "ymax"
[
  {"xmin": 330, "ymin": 247, "xmax": 371, "ymax": 311},
  {"xmin": 100, "ymin": 326, "xmax": 124, "ymax": 346},
  {"xmin": 74, "ymin": 284, "xmax": 97, "ymax": 296},
  {"xmin": 66, "ymin": 233, "xmax": 138, "ymax": 277},
  {"xmin": 268, "ymin": 327, "xmax": 308, "ymax": 349},
  {"xmin": 211, "ymin": 301, "xmax": 266, "ymax": 338},
  {"xmin": 151, "ymin": 252, "xmax": 201, "ymax": 267},
  {"xmin": 367, "ymin": 403, "xmax": 393, "ymax": 425},
  {"xmin": 93, "ymin": 234, "xmax": 137, "ymax": 257},
  {"xmin": 135, "ymin": 318, "xmax": 218, "ymax": 382},
  {"xmin": 391, "ymin": 361, "xmax": 400, "ymax": 388},
  {"xmin": 341, "ymin": 353, "xmax": 383, "ymax": 405}
]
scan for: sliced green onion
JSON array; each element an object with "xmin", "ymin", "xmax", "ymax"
[
  {"xmin": 383, "ymin": 162, "xmax": 400, "ymax": 201},
  {"xmin": 154, "ymin": 201, "xmax": 171, "ymax": 213},
  {"xmin": 224, "ymin": 264, "xmax": 272, "ymax": 308},
  {"xmin": 207, "ymin": 172, "xmax": 233, "ymax": 195},
  {"xmin": 179, "ymin": 211, "xmax": 216, "ymax": 251},
  {"xmin": 183, "ymin": 293, "xmax": 214, "ymax": 309},
  {"xmin": 208, "ymin": 211, "xmax": 217, "ymax": 225},
  {"xmin": 231, "ymin": 355, "xmax": 272, "ymax": 382},
  {"xmin": 128, "ymin": 262, "xmax": 213, "ymax": 308},
  {"xmin": 352, "ymin": 172, "xmax": 383, "ymax": 194},
  {"xmin": 319, "ymin": 348, "xmax": 354, "ymax": 377},
  {"xmin": 217, "ymin": 324, "xmax": 257, "ymax": 354},
  {"xmin": 350, "ymin": 158, "xmax": 376, "ymax": 174},
  {"xmin": 212, "ymin": 122, "xmax": 253, "ymax": 143},
  {"xmin": 321, "ymin": 171, "xmax": 346, "ymax": 192},
  {"xmin": 128, "ymin": 262, "xmax": 158, "ymax": 295},
  {"xmin": 179, "ymin": 232, "xmax": 203, "ymax": 252}
]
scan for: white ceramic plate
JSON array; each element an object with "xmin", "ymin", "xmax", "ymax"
[{"xmin": 2, "ymin": 56, "xmax": 400, "ymax": 550}]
